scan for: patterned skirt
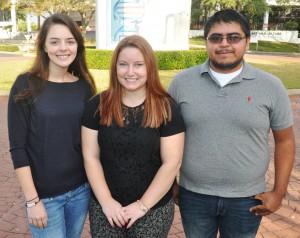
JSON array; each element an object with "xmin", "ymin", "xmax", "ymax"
[{"xmin": 89, "ymin": 197, "xmax": 174, "ymax": 238}]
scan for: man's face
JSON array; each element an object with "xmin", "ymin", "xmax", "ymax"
[{"xmin": 206, "ymin": 21, "xmax": 250, "ymax": 73}]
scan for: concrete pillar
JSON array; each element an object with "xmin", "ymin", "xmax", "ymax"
[
  {"xmin": 263, "ymin": 10, "xmax": 269, "ymax": 30},
  {"xmin": 27, "ymin": 14, "xmax": 32, "ymax": 33},
  {"xmin": 96, "ymin": 0, "xmax": 109, "ymax": 49},
  {"xmin": 10, "ymin": 0, "xmax": 17, "ymax": 33}
]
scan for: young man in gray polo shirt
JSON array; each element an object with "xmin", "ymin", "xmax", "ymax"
[{"xmin": 168, "ymin": 9, "xmax": 295, "ymax": 238}]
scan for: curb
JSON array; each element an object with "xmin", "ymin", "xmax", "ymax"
[
  {"xmin": 287, "ymin": 89, "xmax": 300, "ymax": 95},
  {"xmin": 0, "ymin": 51, "xmax": 35, "ymax": 57},
  {"xmin": 246, "ymin": 51, "xmax": 300, "ymax": 58}
]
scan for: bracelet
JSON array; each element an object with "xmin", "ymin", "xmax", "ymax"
[
  {"xmin": 136, "ymin": 200, "xmax": 150, "ymax": 213},
  {"xmin": 26, "ymin": 198, "xmax": 40, "ymax": 208},
  {"xmin": 26, "ymin": 195, "xmax": 38, "ymax": 203}
]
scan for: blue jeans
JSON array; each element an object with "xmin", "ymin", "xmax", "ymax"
[
  {"xmin": 27, "ymin": 183, "xmax": 91, "ymax": 238},
  {"xmin": 179, "ymin": 186, "xmax": 263, "ymax": 238}
]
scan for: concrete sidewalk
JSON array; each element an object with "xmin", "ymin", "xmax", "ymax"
[{"xmin": 0, "ymin": 94, "xmax": 299, "ymax": 238}]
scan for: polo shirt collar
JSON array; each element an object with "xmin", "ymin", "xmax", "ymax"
[{"xmin": 200, "ymin": 59, "xmax": 256, "ymax": 85}]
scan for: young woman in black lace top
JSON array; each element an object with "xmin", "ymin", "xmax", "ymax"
[{"xmin": 81, "ymin": 35, "xmax": 185, "ymax": 238}]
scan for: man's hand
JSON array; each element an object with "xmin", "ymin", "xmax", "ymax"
[
  {"xmin": 250, "ymin": 191, "xmax": 284, "ymax": 216},
  {"xmin": 172, "ymin": 180, "xmax": 180, "ymax": 206}
]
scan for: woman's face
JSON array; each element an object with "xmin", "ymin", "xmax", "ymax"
[
  {"xmin": 44, "ymin": 24, "xmax": 78, "ymax": 71},
  {"xmin": 116, "ymin": 47, "xmax": 147, "ymax": 95}
]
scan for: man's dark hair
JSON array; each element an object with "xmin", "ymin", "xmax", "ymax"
[{"xmin": 204, "ymin": 9, "xmax": 250, "ymax": 39}]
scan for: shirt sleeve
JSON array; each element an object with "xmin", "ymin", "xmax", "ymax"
[
  {"xmin": 270, "ymin": 79, "xmax": 293, "ymax": 130},
  {"xmin": 83, "ymin": 79, "xmax": 95, "ymax": 103},
  {"xmin": 8, "ymin": 74, "xmax": 32, "ymax": 169},
  {"xmin": 81, "ymin": 94, "xmax": 101, "ymax": 130},
  {"xmin": 160, "ymin": 98, "xmax": 186, "ymax": 137}
]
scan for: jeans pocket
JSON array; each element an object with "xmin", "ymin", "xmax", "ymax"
[{"xmin": 249, "ymin": 195, "xmax": 263, "ymax": 206}]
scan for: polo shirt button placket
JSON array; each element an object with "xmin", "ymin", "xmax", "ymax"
[{"xmin": 217, "ymin": 87, "xmax": 228, "ymax": 97}]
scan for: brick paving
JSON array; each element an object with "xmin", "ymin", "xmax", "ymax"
[{"xmin": 0, "ymin": 53, "xmax": 299, "ymax": 237}]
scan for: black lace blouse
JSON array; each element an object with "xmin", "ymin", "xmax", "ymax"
[{"xmin": 82, "ymin": 94, "xmax": 185, "ymax": 209}]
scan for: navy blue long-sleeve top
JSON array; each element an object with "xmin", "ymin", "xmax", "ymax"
[{"xmin": 8, "ymin": 73, "xmax": 93, "ymax": 198}]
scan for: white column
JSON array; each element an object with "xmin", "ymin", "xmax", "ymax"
[
  {"xmin": 263, "ymin": 10, "xmax": 269, "ymax": 31},
  {"xmin": 11, "ymin": 0, "xmax": 17, "ymax": 33},
  {"xmin": 27, "ymin": 14, "xmax": 32, "ymax": 33},
  {"xmin": 96, "ymin": 0, "xmax": 109, "ymax": 49}
]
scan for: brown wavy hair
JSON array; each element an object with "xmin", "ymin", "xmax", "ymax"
[
  {"xmin": 100, "ymin": 35, "xmax": 172, "ymax": 128},
  {"xmin": 15, "ymin": 13, "xmax": 96, "ymax": 101}
]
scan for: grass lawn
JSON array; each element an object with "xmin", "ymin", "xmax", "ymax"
[
  {"xmin": 90, "ymin": 69, "xmax": 180, "ymax": 92},
  {"xmin": 246, "ymin": 59, "xmax": 300, "ymax": 89},
  {"xmin": 0, "ymin": 60, "xmax": 181, "ymax": 92},
  {"xmin": 249, "ymin": 41, "xmax": 300, "ymax": 53},
  {"xmin": 1, "ymin": 37, "xmax": 299, "ymax": 92},
  {"xmin": 0, "ymin": 55, "xmax": 299, "ymax": 92},
  {"xmin": 189, "ymin": 37, "xmax": 300, "ymax": 53},
  {"xmin": 187, "ymin": 36, "xmax": 300, "ymax": 89},
  {"xmin": 0, "ymin": 61, "xmax": 32, "ymax": 92}
]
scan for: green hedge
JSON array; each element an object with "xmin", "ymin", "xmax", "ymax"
[
  {"xmin": 155, "ymin": 50, "xmax": 208, "ymax": 70},
  {"xmin": 86, "ymin": 49, "xmax": 208, "ymax": 70},
  {"xmin": 86, "ymin": 49, "xmax": 113, "ymax": 70},
  {"xmin": 0, "ymin": 45, "xmax": 19, "ymax": 52}
]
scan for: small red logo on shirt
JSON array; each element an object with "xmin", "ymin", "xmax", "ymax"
[{"xmin": 248, "ymin": 96, "xmax": 251, "ymax": 102}]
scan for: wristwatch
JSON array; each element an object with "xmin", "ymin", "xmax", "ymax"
[{"xmin": 26, "ymin": 199, "xmax": 40, "ymax": 208}]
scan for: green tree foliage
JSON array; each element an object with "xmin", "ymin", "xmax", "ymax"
[
  {"xmin": 191, "ymin": 0, "xmax": 204, "ymax": 29},
  {"xmin": 190, "ymin": 0, "xmax": 269, "ymax": 29},
  {"xmin": 283, "ymin": 21, "xmax": 299, "ymax": 30},
  {"xmin": 16, "ymin": 0, "xmax": 53, "ymax": 29},
  {"xmin": 16, "ymin": 0, "xmax": 95, "ymax": 38},
  {"xmin": 17, "ymin": 20, "xmax": 38, "ymax": 32},
  {"xmin": 240, "ymin": 0, "xmax": 269, "ymax": 29},
  {"xmin": 0, "ymin": 0, "xmax": 11, "ymax": 21},
  {"xmin": 273, "ymin": 0, "xmax": 300, "ymax": 29},
  {"xmin": 66, "ymin": 0, "xmax": 95, "ymax": 39},
  {"xmin": 0, "ymin": 0, "xmax": 11, "ymax": 10}
]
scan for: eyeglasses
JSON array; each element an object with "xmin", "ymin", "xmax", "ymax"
[{"xmin": 206, "ymin": 35, "xmax": 246, "ymax": 44}]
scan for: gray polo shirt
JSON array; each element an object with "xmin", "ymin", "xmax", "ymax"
[{"xmin": 168, "ymin": 60, "xmax": 293, "ymax": 197}]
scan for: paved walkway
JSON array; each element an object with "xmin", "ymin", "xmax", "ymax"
[{"xmin": 0, "ymin": 53, "xmax": 299, "ymax": 237}]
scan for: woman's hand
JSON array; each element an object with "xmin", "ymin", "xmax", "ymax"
[
  {"xmin": 123, "ymin": 201, "xmax": 147, "ymax": 229},
  {"xmin": 102, "ymin": 198, "xmax": 128, "ymax": 228},
  {"xmin": 27, "ymin": 201, "xmax": 48, "ymax": 229}
]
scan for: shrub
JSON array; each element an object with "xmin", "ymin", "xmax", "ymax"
[
  {"xmin": 284, "ymin": 21, "xmax": 299, "ymax": 30},
  {"xmin": 17, "ymin": 20, "xmax": 38, "ymax": 32},
  {"xmin": 155, "ymin": 50, "xmax": 207, "ymax": 70},
  {"xmin": 0, "ymin": 45, "xmax": 19, "ymax": 52},
  {"xmin": 86, "ymin": 49, "xmax": 113, "ymax": 69},
  {"xmin": 86, "ymin": 49, "xmax": 208, "ymax": 70}
]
